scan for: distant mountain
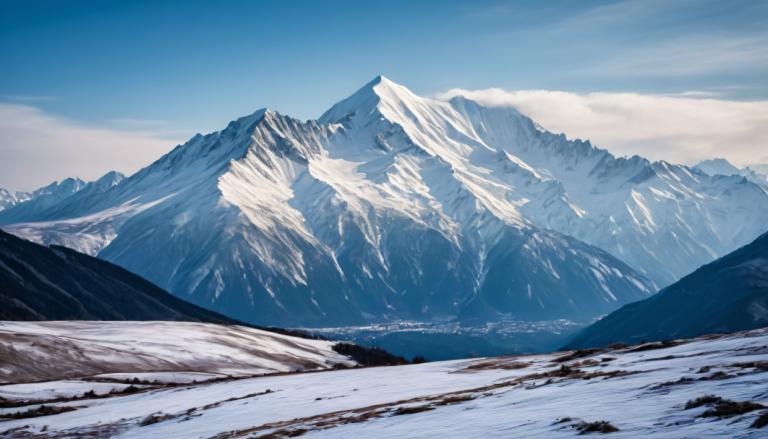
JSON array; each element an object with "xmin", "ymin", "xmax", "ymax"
[
  {"xmin": 0, "ymin": 171, "xmax": 124, "ymax": 225},
  {"xmin": 2, "ymin": 76, "xmax": 766, "ymax": 328},
  {"xmin": 0, "ymin": 229, "xmax": 235, "ymax": 323},
  {"xmin": 0, "ymin": 188, "xmax": 30, "ymax": 212},
  {"xmin": 565, "ymin": 231, "xmax": 768, "ymax": 349},
  {"xmin": 695, "ymin": 158, "xmax": 768, "ymax": 189}
]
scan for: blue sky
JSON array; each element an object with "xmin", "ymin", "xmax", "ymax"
[{"xmin": 1, "ymin": 0, "xmax": 767, "ymax": 190}]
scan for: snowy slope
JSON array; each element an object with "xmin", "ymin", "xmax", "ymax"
[
  {"xmin": 3, "ymin": 76, "xmax": 766, "ymax": 326},
  {"xmin": 0, "ymin": 321, "xmax": 354, "ymax": 384},
  {"xmin": 2, "ymin": 327, "xmax": 767, "ymax": 438}
]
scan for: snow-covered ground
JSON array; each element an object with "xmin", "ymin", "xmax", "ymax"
[
  {"xmin": 0, "ymin": 321, "xmax": 354, "ymax": 384},
  {"xmin": 2, "ymin": 326, "xmax": 767, "ymax": 438}
]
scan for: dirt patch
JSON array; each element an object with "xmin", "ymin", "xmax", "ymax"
[
  {"xmin": 625, "ymin": 340, "xmax": 685, "ymax": 353},
  {"xmin": 462, "ymin": 360, "xmax": 530, "ymax": 371},
  {"xmin": 434, "ymin": 394, "xmax": 476, "ymax": 406},
  {"xmin": 393, "ymin": 405, "xmax": 435, "ymax": 415},
  {"xmin": 553, "ymin": 348, "xmax": 607, "ymax": 363}
]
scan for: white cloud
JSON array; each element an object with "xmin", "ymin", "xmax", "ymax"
[
  {"xmin": 0, "ymin": 103, "xmax": 185, "ymax": 192},
  {"xmin": 437, "ymin": 88, "xmax": 768, "ymax": 167}
]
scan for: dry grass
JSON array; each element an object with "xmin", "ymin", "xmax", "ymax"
[
  {"xmin": 684, "ymin": 394, "xmax": 765, "ymax": 418},
  {"xmin": 1, "ymin": 404, "xmax": 78, "ymax": 420}
]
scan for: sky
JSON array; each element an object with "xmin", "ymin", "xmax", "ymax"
[{"xmin": 1, "ymin": 0, "xmax": 767, "ymax": 191}]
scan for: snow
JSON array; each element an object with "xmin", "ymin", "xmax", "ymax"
[
  {"xmin": 2, "ymin": 326, "xmax": 767, "ymax": 438},
  {"xmin": 0, "ymin": 381, "xmax": 136, "ymax": 402},
  {"xmin": 0, "ymin": 321, "xmax": 355, "ymax": 384}
]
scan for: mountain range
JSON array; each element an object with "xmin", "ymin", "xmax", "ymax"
[{"xmin": 1, "ymin": 76, "xmax": 766, "ymax": 328}]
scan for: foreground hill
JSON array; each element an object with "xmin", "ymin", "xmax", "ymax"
[
  {"xmin": 2, "ymin": 327, "xmax": 767, "ymax": 437},
  {"xmin": 0, "ymin": 321, "xmax": 355, "ymax": 383},
  {"xmin": 0, "ymin": 229, "xmax": 236, "ymax": 322},
  {"xmin": 566, "ymin": 231, "xmax": 768, "ymax": 349}
]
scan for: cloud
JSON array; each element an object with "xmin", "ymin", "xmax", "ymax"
[
  {"xmin": 436, "ymin": 88, "xmax": 768, "ymax": 167},
  {"xmin": 585, "ymin": 34, "xmax": 768, "ymax": 77},
  {"xmin": 0, "ymin": 103, "xmax": 186, "ymax": 192}
]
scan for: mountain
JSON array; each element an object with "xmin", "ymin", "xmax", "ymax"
[
  {"xmin": 2, "ymin": 76, "xmax": 766, "ymax": 327},
  {"xmin": 0, "ymin": 171, "xmax": 124, "ymax": 225},
  {"xmin": 0, "ymin": 188, "xmax": 30, "ymax": 212},
  {"xmin": 565, "ymin": 231, "xmax": 768, "ymax": 349},
  {"xmin": 0, "ymin": 229, "xmax": 237, "ymax": 322},
  {"xmin": 695, "ymin": 158, "xmax": 768, "ymax": 189},
  {"xmin": 750, "ymin": 163, "xmax": 768, "ymax": 176}
]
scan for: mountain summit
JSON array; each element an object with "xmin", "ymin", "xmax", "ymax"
[{"xmin": 3, "ymin": 77, "xmax": 767, "ymax": 327}]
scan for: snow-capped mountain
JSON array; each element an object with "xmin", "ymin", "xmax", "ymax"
[
  {"xmin": 0, "ymin": 171, "xmax": 124, "ymax": 224},
  {"xmin": 695, "ymin": 158, "xmax": 768, "ymax": 189},
  {"xmin": 0, "ymin": 188, "xmax": 30, "ymax": 212},
  {"xmin": 3, "ymin": 77, "xmax": 766, "ymax": 326},
  {"xmin": 0, "ymin": 178, "xmax": 85, "ymax": 218}
]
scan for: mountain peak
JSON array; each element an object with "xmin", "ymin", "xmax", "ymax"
[
  {"xmin": 695, "ymin": 158, "xmax": 741, "ymax": 177},
  {"xmin": 318, "ymin": 75, "xmax": 418, "ymax": 125}
]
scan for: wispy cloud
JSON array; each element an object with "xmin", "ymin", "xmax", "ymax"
[
  {"xmin": 0, "ymin": 103, "xmax": 186, "ymax": 192},
  {"xmin": 585, "ymin": 34, "xmax": 768, "ymax": 77},
  {"xmin": 437, "ymin": 88, "xmax": 768, "ymax": 166}
]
